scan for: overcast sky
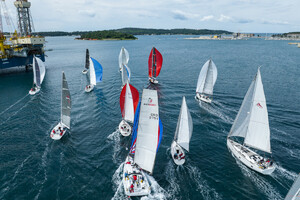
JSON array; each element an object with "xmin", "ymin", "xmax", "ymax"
[{"xmin": 3, "ymin": 0, "xmax": 300, "ymax": 33}]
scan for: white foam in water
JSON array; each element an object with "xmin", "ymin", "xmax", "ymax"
[
  {"xmin": 186, "ymin": 165, "xmax": 221, "ymax": 200},
  {"xmin": 141, "ymin": 174, "xmax": 168, "ymax": 200},
  {"xmin": 198, "ymin": 101, "xmax": 233, "ymax": 124},
  {"xmin": 163, "ymin": 160, "xmax": 180, "ymax": 199},
  {"xmin": 274, "ymin": 165, "xmax": 298, "ymax": 181},
  {"xmin": 107, "ymin": 129, "xmax": 121, "ymax": 164},
  {"xmin": 111, "ymin": 162, "xmax": 128, "ymax": 200},
  {"xmin": 236, "ymin": 160, "xmax": 282, "ymax": 200}
]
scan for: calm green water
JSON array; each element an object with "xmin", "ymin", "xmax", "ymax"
[{"xmin": 0, "ymin": 35, "xmax": 299, "ymax": 200}]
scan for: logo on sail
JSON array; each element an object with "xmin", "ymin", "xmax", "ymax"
[
  {"xmin": 256, "ymin": 103, "xmax": 263, "ymax": 109},
  {"xmin": 144, "ymin": 97, "xmax": 156, "ymax": 106}
]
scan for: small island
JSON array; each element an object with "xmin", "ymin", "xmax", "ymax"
[{"xmin": 75, "ymin": 30, "xmax": 137, "ymax": 40}]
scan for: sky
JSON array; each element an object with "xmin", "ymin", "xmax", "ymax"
[{"xmin": 2, "ymin": 0, "xmax": 300, "ymax": 33}]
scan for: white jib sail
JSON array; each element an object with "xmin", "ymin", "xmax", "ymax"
[
  {"xmin": 244, "ymin": 68, "xmax": 271, "ymax": 153},
  {"xmin": 124, "ymin": 83, "xmax": 134, "ymax": 123},
  {"xmin": 196, "ymin": 59, "xmax": 217, "ymax": 95},
  {"xmin": 36, "ymin": 57, "xmax": 46, "ymax": 85},
  {"xmin": 61, "ymin": 72, "xmax": 71, "ymax": 128},
  {"xmin": 89, "ymin": 57, "xmax": 96, "ymax": 85},
  {"xmin": 134, "ymin": 89, "xmax": 159, "ymax": 174},
  {"xmin": 119, "ymin": 47, "xmax": 129, "ymax": 70},
  {"xmin": 175, "ymin": 96, "xmax": 193, "ymax": 152}
]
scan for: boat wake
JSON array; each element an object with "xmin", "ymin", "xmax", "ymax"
[
  {"xmin": 141, "ymin": 174, "xmax": 168, "ymax": 200},
  {"xmin": 111, "ymin": 162, "xmax": 127, "ymax": 200},
  {"xmin": 236, "ymin": 160, "xmax": 282, "ymax": 200},
  {"xmin": 107, "ymin": 129, "xmax": 122, "ymax": 164}
]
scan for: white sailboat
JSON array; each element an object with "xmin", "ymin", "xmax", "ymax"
[
  {"xmin": 285, "ymin": 174, "xmax": 300, "ymax": 200},
  {"xmin": 121, "ymin": 64, "xmax": 131, "ymax": 87},
  {"xmin": 29, "ymin": 56, "xmax": 46, "ymax": 95},
  {"xmin": 227, "ymin": 68, "xmax": 276, "ymax": 175},
  {"xmin": 123, "ymin": 89, "xmax": 163, "ymax": 197},
  {"xmin": 195, "ymin": 59, "xmax": 217, "ymax": 103},
  {"xmin": 85, "ymin": 57, "xmax": 103, "ymax": 93},
  {"xmin": 50, "ymin": 72, "xmax": 71, "ymax": 140},
  {"xmin": 119, "ymin": 47, "xmax": 129, "ymax": 72},
  {"xmin": 82, "ymin": 49, "xmax": 89, "ymax": 74},
  {"xmin": 171, "ymin": 96, "xmax": 193, "ymax": 165},
  {"xmin": 119, "ymin": 82, "xmax": 139, "ymax": 136}
]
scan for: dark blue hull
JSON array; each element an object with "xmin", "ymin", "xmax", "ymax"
[{"xmin": 0, "ymin": 53, "xmax": 45, "ymax": 70}]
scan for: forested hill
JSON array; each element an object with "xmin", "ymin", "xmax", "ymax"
[{"xmin": 33, "ymin": 28, "xmax": 232, "ymax": 37}]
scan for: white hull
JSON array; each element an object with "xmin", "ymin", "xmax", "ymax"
[
  {"xmin": 171, "ymin": 141, "xmax": 186, "ymax": 165},
  {"xmin": 122, "ymin": 156, "xmax": 151, "ymax": 197},
  {"xmin": 195, "ymin": 93, "xmax": 212, "ymax": 103},
  {"xmin": 227, "ymin": 139, "xmax": 276, "ymax": 175},
  {"xmin": 149, "ymin": 77, "xmax": 158, "ymax": 84},
  {"xmin": 29, "ymin": 87, "xmax": 40, "ymax": 95},
  {"xmin": 82, "ymin": 69, "xmax": 88, "ymax": 74},
  {"xmin": 50, "ymin": 122, "xmax": 68, "ymax": 140},
  {"xmin": 118, "ymin": 120, "xmax": 132, "ymax": 137},
  {"xmin": 85, "ymin": 84, "xmax": 94, "ymax": 93}
]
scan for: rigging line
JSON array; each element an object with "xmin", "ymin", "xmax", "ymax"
[{"xmin": 0, "ymin": 93, "xmax": 29, "ymax": 116}]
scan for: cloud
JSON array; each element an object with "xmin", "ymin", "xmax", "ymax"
[
  {"xmin": 261, "ymin": 19, "xmax": 289, "ymax": 25},
  {"xmin": 200, "ymin": 15, "xmax": 214, "ymax": 21},
  {"xmin": 236, "ymin": 19, "xmax": 253, "ymax": 24},
  {"xmin": 217, "ymin": 14, "xmax": 232, "ymax": 22},
  {"xmin": 172, "ymin": 10, "xmax": 199, "ymax": 20},
  {"xmin": 78, "ymin": 9, "xmax": 96, "ymax": 18}
]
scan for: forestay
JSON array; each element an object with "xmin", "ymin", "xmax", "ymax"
[
  {"xmin": 174, "ymin": 96, "xmax": 193, "ymax": 152},
  {"xmin": 61, "ymin": 72, "xmax": 71, "ymax": 128},
  {"xmin": 119, "ymin": 47, "xmax": 129, "ymax": 70},
  {"xmin": 228, "ymin": 68, "xmax": 271, "ymax": 153},
  {"xmin": 89, "ymin": 57, "xmax": 103, "ymax": 85},
  {"xmin": 134, "ymin": 89, "xmax": 160, "ymax": 174},
  {"xmin": 196, "ymin": 59, "xmax": 217, "ymax": 95}
]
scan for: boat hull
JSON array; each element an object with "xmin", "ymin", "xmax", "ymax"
[
  {"xmin": 227, "ymin": 139, "xmax": 276, "ymax": 175},
  {"xmin": 29, "ymin": 87, "xmax": 40, "ymax": 95},
  {"xmin": 195, "ymin": 93, "xmax": 212, "ymax": 103},
  {"xmin": 85, "ymin": 84, "xmax": 94, "ymax": 92},
  {"xmin": 171, "ymin": 141, "xmax": 186, "ymax": 165},
  {"xmin": 82, "ymin": 69, "xmax": 88, "ymax": 74},
  {"xmin": 118, "ymin": 120, "xmax": 132, "ymax": 136},
  {"xmin": 50, "ymin": 122, "xmax": 68, "ymax": 140},
  {"xmin": 123, "ymin": 156, "xmax": 151, "ymax": 197},
  {"xmin": 149, "ymin": 77, "xmax": 158, "ymax": 84}
]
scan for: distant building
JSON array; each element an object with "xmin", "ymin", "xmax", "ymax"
[
  {"xmin": 233, "ymin": 33, "xmax": 255, "ymax": 38},
  {"xmin": 286, "ymin": 33, "xmax": 300, "ymax": 39}
]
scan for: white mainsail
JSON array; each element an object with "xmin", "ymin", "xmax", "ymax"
[
  {"xmin": 174, "ymin": 96, "xmax": 193, "ymax": 152},
  {"xmin": 119, "ymin": 47, "xmax": 129, "ymax": 70},
  {"xmin": 33, "ymin": 57, "xmax": 46, "ymax": 87},
  {"xmin": 196, "ymin": 59, "xmax": 217, "ymax": 95},
  {"xmin": 134, "ymin": 89, "xmax": 159, "ymax": 174},
  {"xmin": 89, "ymin": 57, "xmax": 96, "ymax": 85},
  {"xmin": 228, "ymin": 68, "xmax": 271, "ymax": 153},
  {"xmin": 285, "ymin": 174, "xmax": 300, "ymax": 200},
  {"xmin": 124, "ymin": 83, "xmax": 134, "ymax": 123},
  {"xmin": 61, "ymin": 72, "xmax": 71, "ymax": 129}
]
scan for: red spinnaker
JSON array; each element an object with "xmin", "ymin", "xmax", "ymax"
[
  {"xmin": 120, "ymin": 84, "xmax": 140, "ymax": 118},
  {"xmin": 148, "ymin": 47, "xmax": 163, "ymax": 78}
]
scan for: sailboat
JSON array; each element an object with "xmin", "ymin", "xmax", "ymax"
[
  {"xmin": 227, "ymin": 68, "xmax": 276, "ymax": 175},
  {"xmin": 285, "ymin": 174, "xmax": 300, "ymax": 200},
  {"xmin": 119, "ymin": 47, "xmax": 129, "ymax": 72},
  {"xmin": 195, "ymin": 59, "xmax": 217, "ymax": 103},
  {"xmin": 29, "ymin": 56, "xmax": 46, "ymax": 95},
  {"xmin": 82, "ymin": 49, "xmax": 89, "ymax": 74},
  {"xmin": 85, "ymin": 57, "xmax": 103, "ymax": 92},
  {"xmin": 50, "ymin": 72, "xmax": 71, "ymax": 140},
  {"xmin": 171, "ymin": 96, "xmax": 193, "ymax": 165},
  {"xmin": 122, "ymin": 89, "xmax": 163, "ymax": 197},
  {"xmin": 148, "ymin": 47, "xmax": 163, "ymax": 84},
  {"xmin": 119, "ymin": 82, "xmax": 139, "ymax": 136}
]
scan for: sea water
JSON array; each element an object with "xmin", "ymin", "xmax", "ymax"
[{"xmin": 0, "ymin": 35, "xmax": 299, "ymax": 199}]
